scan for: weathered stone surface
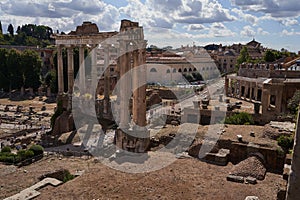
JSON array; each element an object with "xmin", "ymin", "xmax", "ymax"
[
  {"xmin": 230, "ymin": 156, "xmax": 266, "ymax": 180},
  {"xmin": 283, "ymin": 164, "xmax": 291, "ymax": 181},
  {"xmin": 245, "ymin": 176, "xmax": 257, "ymax": 184},
  {"xmin": 52, "ymin": 111, "xmax": 74, "ymax": 136},
  {"xmin": 245, "ymin": 196, "xmax": 259, "ymax": 200},
  {"xmin": 227, "ymin": 175, "xmax": 244, "ymax": 183}
]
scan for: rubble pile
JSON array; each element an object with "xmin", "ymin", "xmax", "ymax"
[{"xmin": 230, "ymin": 156, "xmax": 266, "ymax": 180}]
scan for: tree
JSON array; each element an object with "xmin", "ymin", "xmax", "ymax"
[
  {"xmin": 6, "ymin": 49, "xmax": 23, "ymax": 91},
  {"xmin": 237, "ymin": 46, "xmax": 250, "ymax": 65},
  {"xmin": 16, "ymin": 26, "xmax": 21, "ymax": 34},
  {"xmin": 21, "ymin": 50, "xmax": 42, "ymax": 89},
  {"xmin": 45, "ymin": 70, "xmax": 57, "ymax": 93},
  {"xmin": 7, "ymin": 24, "xmax": 14, "ymax": 36},
  {"xmin": 264, "ymin": 50, "xmax": 276, "ymax": 62},
  {"xmin": 288, "ymin": 90, "xmax": 300, "ymax": 115},
  {"xmin": 0, "ymin": 21, "xmax": 2, "ymax": 34}
]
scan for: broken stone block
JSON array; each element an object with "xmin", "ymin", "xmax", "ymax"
[
  {"xmin": 227, "ymin": 175, "xmax": 244, "ymax": 183},
  {"xmin": 283, "ymin": 164, "xmax": 291, "ymax": 181},
  {"xmin": 245, "ymin": 196, "xmax": 259, "ymax": 200},
  {"xmin": 245, "ymin": 176, "xmax": 257, "ymax": 184}
]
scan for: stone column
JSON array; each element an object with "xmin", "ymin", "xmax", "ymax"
[
  {"xmin": 224, "ymin": 76, "xmax": 229, "ymax": 96},
  {"xmin": 118, "ymin": 42, "xmax": 130, "ymax": 129},
  {"xmin": 57, "ymin": 45, "xmax": 64, "ymax": 94},
  {"xmin": 261, "ymin": 87, "xmax": 269, "ymax": 115},
  {"xmin": 103, "ymin": 44, "xmax": 110, "ymax": 114},
  {"xmin": 238, "ymin": 80, "xmax": 242, "ymax": 99},
  {"xmin": 91, "ymin": 44, "xmax": 98, "ymax": 95},
  {"xmin": 132, "ymin": 49, "xmax": 147, "ymax": 127},
  {"xmin": 254, "ymin": 83, "xmax": 258, "ymax": 101},
  {"xmin": 287, "ymin": 106, "xmax": 300, "ymax": 200},
  {"xmin": 249, "ymin": 82, "xmax": 253, "ymax": 101},
  {"xmin": 275, "ymin": 85, "xmax": 283, "ymax": 114},
  {"xmin": 67, "ymin": 46, "xmax": 74, "ymax": 110},
  {"xmin": 79, "ymin": 45, "xmax": 86, "ymax": 94}
]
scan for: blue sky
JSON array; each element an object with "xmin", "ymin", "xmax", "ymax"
[{"xmin": 0, "ymin": 0, "xmax": 300, "ymax": 52}]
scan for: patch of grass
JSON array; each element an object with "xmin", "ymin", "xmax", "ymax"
[
  {"xmin": 224, "ymin": 112, "xmax": 254, "ymax": 125},
  {"xmin": 63, "ymin": 171, "xmax": 75, "ymax": 183},
  {"xmin": 277, "ymin": 135, "xmax": 294, "ymax": 150}
]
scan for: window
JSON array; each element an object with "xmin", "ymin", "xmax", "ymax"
[
  {"xmin": 178, "ymin": 68, "xmax": 182, "ymax": 73},
  {"xmin": 189, "ymin": 68, "xmax": 192, "ymax": 72},
  {"xmin": 270, "ymin": 95, "xmax": 276, "ymax": 106},
  {"xmin": 166, "ymin": 69, "xmax": 171, "ymax": 73},
  {"xmin": 150, "ymin": 68, "xmax": 157, "ymax": 72},
  {"xmin": 173, "ymin": 68, "xmax": 177, "ymax": 73},
  {"xmin": 184, "ymin": 68, "xmax": 187, "ymax": 72}
]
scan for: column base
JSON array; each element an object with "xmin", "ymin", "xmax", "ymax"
[
  {"xmin": 115, "ymin": 127, "xmax": 150, "ymax": 153},
  {"xmin": 57, "ymin": 93, "xmax": 69, "ymax": 110}
]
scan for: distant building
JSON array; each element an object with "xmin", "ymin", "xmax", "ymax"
[
  {"xmin": 225, "ymin": 55, "xmax": 300, "ymax": 123},
  {"xmin": 146, "ymin": 47, "xmax": 219, "ymax": 85},
  {"xmin": 207, "ymin": 39, "xmax": 265, "ymax": 74}
]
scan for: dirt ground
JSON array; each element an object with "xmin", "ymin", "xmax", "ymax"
[
  {"xmin": 0, "ymin": 97, "xmax": 289, "ymax": 200},
  {"xmin": 0, "ymin": 153, "xmax": 286, "ymax": 200}
]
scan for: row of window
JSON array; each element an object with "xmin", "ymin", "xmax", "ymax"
[{"xmin": 150, "ymin": 67, "xmax": 217, "ymax": 73}]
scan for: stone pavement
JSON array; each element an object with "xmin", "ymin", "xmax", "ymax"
[{"xmin": 4, "ymin": 178, "xmax": 62, "ymax": 200}]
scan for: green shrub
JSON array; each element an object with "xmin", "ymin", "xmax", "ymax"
[
  {"xmin": 63, "ymin": 171, "xmax": 75, "ymax": 183},
  {"xmin": 0, "ymin": 153, "xmax": 17, "ymax": 164},
  {"xmin": 17, "ymin": 149, "xmax": 27, "ymax": 160},
  {"xmin": 224, "ymin": 112, "xmax": 254, "ymax": 125},
  {"xmin": 25, "ymin": 150, "xmax": 35, "ymax": 158},
  {"xmin": 29, "ymin": 145, "xmax": 44, "ymax": 156},
  {"xmin": 277, "ymin": 135, "xmax": 294, "ymax": 150},
  {"xmin": 1, "ymin": 146, "xmax": 11, "ymax": 153}
]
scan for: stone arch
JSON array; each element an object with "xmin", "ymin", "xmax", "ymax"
[
  {"xmin": 166, "ymin": 69, "xmax": 171, "ymax": 73},
  {"xmin": 150, "ymin": 68, "xmax": 157, "ymax": 72}
]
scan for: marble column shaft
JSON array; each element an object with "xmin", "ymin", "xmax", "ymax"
[
  {"xmin": 67, "ymin": 46, "xmax": 74, "ymax": 110},
  {"xmin": 104, "ymin": 45, "xmax": 110, "ymax": 114},
  {"xmin": 79, "ymin": 45, "xmax": 86, "ymax": 93},
  {"xmin": 57, "ymin": 46, "xmax": 64, "ymax": 94},
  {"xmin": 118, "ymin": 42, "xmax": 130, "ymax": 129},
  {"xmin": 132, "ymin": 49, "xmax": 147, "ymax": 127},
  {"xmin": 91, "ymin": 45, "xmax": 98, "ymax": 95}
]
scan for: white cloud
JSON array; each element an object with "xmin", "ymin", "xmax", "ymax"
[
  {"xmin": 175, "ymin": 0, "xmax": 236, "ymax": 24},
  {"xmin": 241, "ymin": 25, "xmax": 255, "ymax": 37},
  {"xmin": 232, "ymin": 0, "xmax": 300, "ymax": 18},
  {"xmin": 282, "ymin": 29, "xmax": 300, "ymax": 36},
  {"xmin": 188, "ymin": 24, "xmax": 206, "ymax": 31},
  {"xmin": 231, "ymin": 8, "xmax": 259, "ymax": 25},
  {"xmin": 209, "ymin": 22, "xmax": 236, "ymax": 37},
  {"xmin": 278, "ymin": 18, "xmax": 299, "ymax": 26},
  {"xmin": 0, "ymin": 0, "xmax": 120, "ymax": 33},
  {"xmin": 257, "ymin": 27, "xmax": 269, "ymax": 35}
]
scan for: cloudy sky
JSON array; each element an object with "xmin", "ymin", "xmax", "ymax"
[{"xmin": 0, "ymin": 0, "xmax": 300, "ymax": 52}]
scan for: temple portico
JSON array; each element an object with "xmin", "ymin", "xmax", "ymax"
[{"xmin": 53, "ymin": 20, "xmax": 150, "ymax": 153}]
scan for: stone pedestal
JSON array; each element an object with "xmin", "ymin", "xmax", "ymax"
[
  {"xmin": 115, "ymin": 127, "xmax": 150, "ymax": 153},
  {"xmin": 47, "ymin": 87, "xmax": 51, "ymax": 97}
]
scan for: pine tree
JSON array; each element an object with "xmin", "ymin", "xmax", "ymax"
[
  {"xmin": 7, "ymin": 24, "xmax": 14, "ymax": 36},
  {"xmin": 0, "ymin": 21, "xmax": 2, "ymax": 34}
]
